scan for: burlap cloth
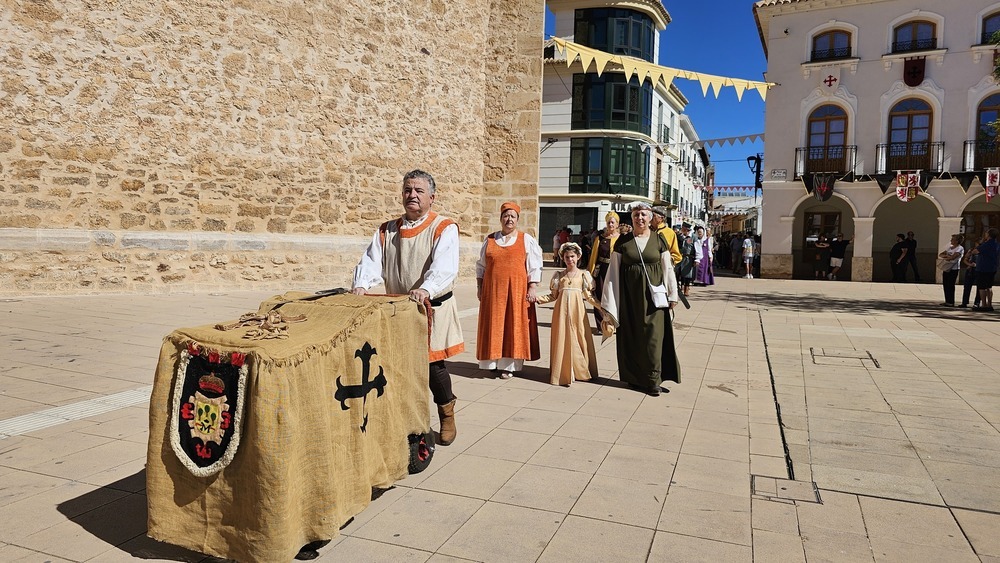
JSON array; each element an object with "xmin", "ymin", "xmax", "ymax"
[{"xmin": 147, "ymin": 292, "xmax": 430, "ymax": 562}]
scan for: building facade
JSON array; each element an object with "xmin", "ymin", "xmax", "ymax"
[
  {"xmin": 540, "ymin": 0, "xmax": 710, "ymax": 248},
  {"xmin": 0, "ymin": 0, "xmax": 544, "ymax": 295},
  {"xmin": 754, "ymin": 0, "xmax": 1000, "ymax": 282}
]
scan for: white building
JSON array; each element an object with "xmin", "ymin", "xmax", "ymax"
[
  {"xmin": 754, "ymin": 0, "xmax": 1000, "ymax": 281},
  {"xmin": 540, "ymin": 0, "xmax": 711, "ymax": 246}
]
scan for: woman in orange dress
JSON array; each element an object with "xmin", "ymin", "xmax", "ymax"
[{"xmin": 476, "ymin": 202, "xmax": 542, "ymax": 379}]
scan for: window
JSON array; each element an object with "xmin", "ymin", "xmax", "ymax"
[
  {"xmin": 571, "ymin": 74, "xmax": 653, "ymax": 135},
  {"xmin": 569, "ymin": 138, "xmax": 650, "ymax": 195},
  {"xmin": 974, "ymin": 94, "xmax": 1000, "ymax": 169},
  {"xmin": 887, "ymin": 98, "xmax": 932, "ymax": 170},
  {"xmin": 811, "ymin": 30, "xmax": 851, "ymax": 61},
  {"xmin": 575, "ymin": 8, "xmax": 656, "ymax": 62},
  {"xmin": 892, "ymin": 20, "xmax": 936, "ymax": 53},
  {"xmin": 806, "ymin": 105, "xmax": 848, "ymax": 174},
  {"xmin": 977, "ymin": 94, "xmax": 1000, "ymax": 139},
  {"xmin": 983, "ymin": 12, "xmax": 1000, "ymax": 44}
]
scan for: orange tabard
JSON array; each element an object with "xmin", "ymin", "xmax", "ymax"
[{"xmin": 476, "ymin": 232, "xmax": 540, "ymax": 362}]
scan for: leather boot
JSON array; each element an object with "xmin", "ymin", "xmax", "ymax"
[{"xmin": 437, "ymin": 398, "xmax": 457, "ymax": 446}]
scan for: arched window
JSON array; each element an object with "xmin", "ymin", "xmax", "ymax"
[
  {"xmin": 805, "ymin": 105, "xmax": 848, "ymax": 174},
  {"xmin": 978, "ymin": 94, "xmax": 1000, "ymax": 138},
  {"xmin": 892, "ymin": 20, "xmax": 936, "ymax": 53},
  {"xmin": 974, "ymin": 94, "xmax": 1000, "ymax": 169},
  {"xmin": 811, "ymin": 30, "xmax": 851, "ymax": 61},
  {"xmin": 984, "ymin": 12, "xmax": 1000, "ymax": 44},
  {"xmin": 887, "ymin": 99, "xmax": 932, "ymax": 170}
]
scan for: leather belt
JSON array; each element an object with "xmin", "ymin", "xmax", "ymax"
[
  {"xmin": 597, "ymin": 257, "xmax": 611, "ymax": 264},
  {"xmin": 430, "ymin": 291, "xmax": 453, "ymax": 307}
]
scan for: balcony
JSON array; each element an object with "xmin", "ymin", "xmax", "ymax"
[
  {"xmin": 810, "ymin": 46, "xmax": 852, "ymax": 62},
  {"xmin": 794, "ymin": 145, "xmax": 857, "ymax": 179},
  {"xmin": 875, "ymin": 141, "xmax": 945, "ymax": 174},
  {"xmin": 963, "ymin": 139, "xmax": 1000, "ymax": 171},
  {"xmin": 891, "ymin": 37, "xmax": 937, "ymax": 53}
]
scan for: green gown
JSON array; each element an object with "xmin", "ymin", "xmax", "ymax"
[{"xmin": 613, "ymin": 233, "xmax": 681, "ymax": 391}]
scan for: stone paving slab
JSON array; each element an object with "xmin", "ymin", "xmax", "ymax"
[{"xmin": 2, "ymin": 275, "xmax": 1000, "ymax": 561}]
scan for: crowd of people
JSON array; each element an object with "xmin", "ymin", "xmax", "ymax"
[
  {"xmin": 349, "ymin": 170, "xmax": 773, "ymax": 464},
  {"xmin": 939, "ymin": 228, "xmax": 999, "ymax": 311}
]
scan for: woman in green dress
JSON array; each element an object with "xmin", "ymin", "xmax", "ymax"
[{"xmin": 600, "ymin": 203, "xmax": 681, "ymax": 396}]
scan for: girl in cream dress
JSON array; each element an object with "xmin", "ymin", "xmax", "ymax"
[{"xmin": 538, "ymin": 242, "xmax": 604, "ymax": 386}]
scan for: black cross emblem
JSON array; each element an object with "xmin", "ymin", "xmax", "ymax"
[
  {"xmin": 335, "ymin": 341, "xmax": 387, "ymax": 432},
  {"xmin": 823, "ymin": 75, "xmax": 837, "ymax": 87}
]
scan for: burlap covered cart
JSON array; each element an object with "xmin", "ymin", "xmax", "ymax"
[{"xmin": 146, "ymin": 292, "xmax": 435, "ymax": 562}]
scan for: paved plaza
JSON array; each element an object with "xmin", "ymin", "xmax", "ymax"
[{"xmin": 1, "ymin": 273, "xmax": 999, "ymax": 562}]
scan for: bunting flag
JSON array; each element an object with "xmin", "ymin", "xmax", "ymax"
[
  {"xmin": 707, "ymin": 208, "xmax": 759, "ymax": 216},
  {"xmin": 708, "ymin": 186, "xmax": 756, "ymax": 196},
  {"xmin": 954, "ymin": 172, "xmax": 978, "ymax": 193},
  {"xmin": 653, "ymin": 134, "xmax": 764, "ymax": 150},
  {"xmin": 895, "ymin": 171, "xmax": 920, "ymax": 202},
  {"xmin": 551, "ymin": 37, "xmax": 775, "ymax": 102},
  {"xmin": 874, "ymin": 173, "xmax": 896, "ymax": 194},
  {"xmin": 986, "ymin": 168, "xmax": 1000, "ymax": 202}
]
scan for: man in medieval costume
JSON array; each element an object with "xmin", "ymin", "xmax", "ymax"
[{"xmin": 352, "ymin": 169, "xmax": 463, "ymax": 446}]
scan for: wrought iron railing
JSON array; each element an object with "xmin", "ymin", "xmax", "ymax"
[
  {"xmin": 794, "ymin": 145, "xmax": 857, "ymax": 179},
  {"xmin": 963, "ymin": 139, "xmax": 1000, "ymax": 171},
  {"xmin": 810, "ymin": 46, "xmax": 852, "ymax": 62},
  {"xmin": 891, "ymin": 37, "xmax": 937, "ymax": 53},
  {"xmin": 875, "ymin": 141, "xmax": 945, "ymax": 174}
]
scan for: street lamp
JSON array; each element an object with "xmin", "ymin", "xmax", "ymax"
[{"xmin": 747, "ymin": 153, "xmax": 763, "ymax": 203}]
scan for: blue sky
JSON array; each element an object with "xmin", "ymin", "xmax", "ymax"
[{"xmin": 545, "ymin": 0, "xmax": 768, "ymax": 187}]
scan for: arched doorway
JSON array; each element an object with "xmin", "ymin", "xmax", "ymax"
[
  {"xmin": 872, "ymin": 195, "xmax": 939, "ymax": 282},
  {"xmin": 792, "ymin": 195, "xmax": 856, "ymax": 279}
]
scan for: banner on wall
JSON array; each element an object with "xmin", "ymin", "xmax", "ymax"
[
  {"xmin": 986, "ymin": 168, "xmax": 999, "ymax": 202},
  {"xmin": 895, "ymin": 171, "xmax": 920, "ymax": 202},
  {"xmin": 812, "ymin": 174, "xmax": 836, "ymax": 202}
]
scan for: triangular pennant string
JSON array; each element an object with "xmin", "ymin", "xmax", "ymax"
[
  {"xmin": 549, "ymin": 39, "xmax": 775, "ymax": 101},
  {"xmin": 699, "ymin": 76, "xmax": 712, "ymax": 97},
  {"xmin": 733, "ymin": 80, "xmax": 747, "ymax": 102},
  {"xmin": 755, "ymin": 83, "xmax": 769, "ymax": 101}
]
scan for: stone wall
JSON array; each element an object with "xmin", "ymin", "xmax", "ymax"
[{"xmin": 0, "ymin": 0, "xmax": 543, "ymax": 295}]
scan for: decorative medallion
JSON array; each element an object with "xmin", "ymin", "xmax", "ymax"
[{"xmin": 170, "ymin": 344, "xmax": 249, "ymax": 477}]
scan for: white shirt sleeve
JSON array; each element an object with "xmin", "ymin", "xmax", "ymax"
[
  {"xmin": 420, "ymin": 223, "xmax": 460, "ymax": 298},
  {"xmin": 601, "ymin": 252, "xmax": 621, "ymax": 327},
  {"xmin": 353, "ymin": 228, "xmax": 384, "ymax": 291},
  {"xmin": 475, "ymin": 236, "xmax": 489, "ymax": 279},
  {"xmin": 661, "ymin": 248, "xmax": 679, "ymax": 303},
  {"xmin": 524, "ymin": 233, "xmax": 543, "ymax": 283}
]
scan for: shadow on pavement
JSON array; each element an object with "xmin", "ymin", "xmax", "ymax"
[
  {"xmin": 735, "ymin": 291, "xmax": 999, "ymax": 321},
  {"xmin": 56, "ymin": 470, "xmax": 213, "ymax": 562}
]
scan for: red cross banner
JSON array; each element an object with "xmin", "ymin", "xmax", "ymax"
[
  {"xmin": 895, "ymin": 171, "xmax": 919, "ymax": 202},
  {"xmin": 821, "ymin": 67, "xmax": 840, "ymax": 91}
]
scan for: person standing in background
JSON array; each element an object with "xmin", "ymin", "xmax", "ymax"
[
  {"xmin": 905, "ymin": 231, "xmax": 921, "ymax": 282},
  {"xmin": 890, "ymin": 233, "xmax": 909, "ymax": 283},
  {"xmin": 938, "ymin": 234, "xmax": 964, "ymax": 307},
  {"xmin": 827, "ymin": 233, "xmax": 853, "ymax": 280}
]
